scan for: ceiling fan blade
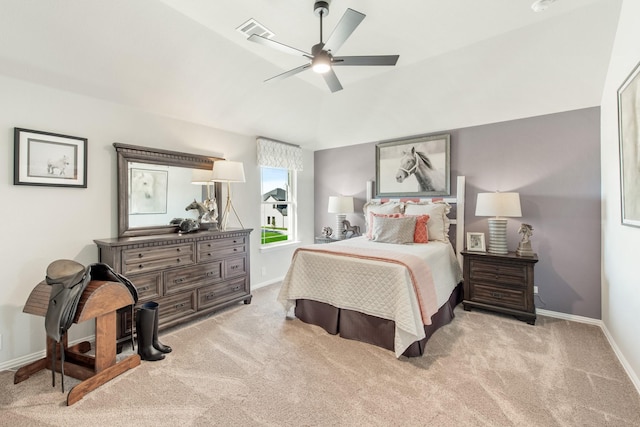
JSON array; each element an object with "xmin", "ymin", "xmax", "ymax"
[
  {"xmin": 265, "ymin": 64, "xmax": 311, "ymax": 82},
  {"xmin": 323, "ymin": 8, "xmax": 365, "ymax": 54},
  {"xmin": 333, "ymin": 55, "xmax": 399, "ymax": 66},
  {"xmin": 322, "ymin": 68, "xmax": 343, "ymax": 93},
  {"xmin": 248, "ymin": 34, "xmax": 311, "ymax": 58}
]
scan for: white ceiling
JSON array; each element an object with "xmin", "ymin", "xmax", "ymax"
[{"xmin": 0, "ymin": 0, "xmax": 621, "ymax": 150}]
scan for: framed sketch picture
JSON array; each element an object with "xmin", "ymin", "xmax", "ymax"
[
  {"xmin": 375, "ymin": 133, "xmax": 450, "ymax": 197},
  {"xmin": 14, "ymin": 128, "xmax": 88, "ymax": 188},
  {"xmin": 466, "ymin": 232, "xmax": 486, "ymax": 252},
  {"xmin": 129, "ymin": 168, "xmax": 168, "ymax": 214},
  {"xmin": 618, "ymin": 60, "xmax": 640, "ymax": 227}
]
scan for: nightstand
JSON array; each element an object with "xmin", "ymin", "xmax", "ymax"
[
  {"xmin": 314, "ymin": 236, "xmax": 338, "ymax": 244},
  {"xmin": 461, "ymin": 251, "xmax": 538, "ymax": 325}
]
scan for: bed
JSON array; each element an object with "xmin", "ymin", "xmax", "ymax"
[{"xmin": 277, "ymin": 177, "xmax": 466, "ymax": 358}]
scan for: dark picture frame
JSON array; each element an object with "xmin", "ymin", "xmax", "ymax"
[
  {"xmin": 618, "ymin": 60, "xmax": 640, "ymax": 227},
  {"xmin": 375, "ymin": 133, "xmax": 450, "ymax": 197},
  {"xmin": 128, "ymin": 167, "xmax": 168, "ymax": 215},
  {"xmin": 14, "ymin": 128, "xmax": 87, "ymax": 188}
]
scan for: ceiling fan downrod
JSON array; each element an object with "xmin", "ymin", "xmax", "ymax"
[{"xmin": 314, "ymin": 1, "xmax": 329, "ymax": 45}]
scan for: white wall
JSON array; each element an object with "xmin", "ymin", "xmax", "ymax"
[
  {"xmin": 601, "ymin": 0, "xmax": 640, "ymax": 390},
  {"xmin": 0, "ymin": 74, "xmax": 314, "ymax": 368}
]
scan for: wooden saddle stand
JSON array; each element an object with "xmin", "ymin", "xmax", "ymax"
[{"xmin": 14, "ymin": 280, "xmax": 141, "ymax": 405}]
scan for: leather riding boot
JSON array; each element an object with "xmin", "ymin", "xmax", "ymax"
[
  {"xmin": 141, "ymin": 301, "xmax": 172, "ymax": 354},
  {"xmin": 136, "ymin": 306, "xmax": 165, "ymax": 361}
]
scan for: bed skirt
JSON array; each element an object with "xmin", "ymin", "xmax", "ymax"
[{"xmin": 294, "ymin": 282, "xmax": 463, "ymax": 357}]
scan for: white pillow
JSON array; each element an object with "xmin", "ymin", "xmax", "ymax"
[
  {"xmin": 363, "ymin": 201, "xmax": 403, "ymax": 231},
  {"xmin": 370, "ymin": 215, "xmax": 416, "ymax": 244},
  {"xmin": 403, "ymin": 201, "xmax": 451, "ymax": 242}
]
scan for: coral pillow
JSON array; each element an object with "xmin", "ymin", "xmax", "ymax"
[{"xmin": 408, "ymin": 214, "xmax": 430, "ymax": 243}]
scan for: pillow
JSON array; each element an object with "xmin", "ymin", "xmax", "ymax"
[
  {"xmin": 407, "ymin": 214, "xmax": 430, "ymax": 243},
  {"xmin": 403, "ymin": 202, "xmax": 451, "ymax": 242},
  {"xmin": 363, "ymin": 201, "xmax": 403, "ymax": 233},
  {"xmin": 367, "ymin": 212, "xmax": 404, "ymax": 239},
  {"xmin": 370, "ymin": 215, "xmax": 417, "ymax": 244}
]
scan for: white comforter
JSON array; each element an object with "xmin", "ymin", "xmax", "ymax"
[{"xmin": 278, "ymin": 237, "xmax": 463, "ymax": 357}]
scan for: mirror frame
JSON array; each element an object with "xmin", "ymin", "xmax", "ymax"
[{"xmin": 114, "ymin": 143, "xmax": 223, "ymax": 237}]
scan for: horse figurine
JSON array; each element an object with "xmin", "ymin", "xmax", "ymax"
[
  {"xmin": 185, "ymin": 199, "xmax": 218, "ymax": 225},
  {"xmin": 395, "ymin": 146, "xmax": 442, "ymax": 192},
  {"xmin": 342, "ymin": 220, "xmax": 361, "ymax": 237}
]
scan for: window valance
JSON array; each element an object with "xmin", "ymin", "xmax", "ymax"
[{"xmin": 257, "ymin": 137, "xmax": 303, "ymax": 171}]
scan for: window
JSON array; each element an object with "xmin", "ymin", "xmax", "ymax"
[
  {"xmin": 260, "ymin": 167, "xmax": 296, "ymax": 245},
  {"xmin": 257, "ymin": 137, "xmax": 302, "ymax": 247}
]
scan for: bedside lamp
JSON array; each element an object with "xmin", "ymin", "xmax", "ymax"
[
  {"xmin": 328, "ymin": 196, "xmax": 354, "ymax": 240},
  {"xmin": 211, "ymin": 160, "xmax": 245, "ymax": 231},
  {"xmin": 475, "ymin": 192, "xmax": 522, "ymax": 254}
]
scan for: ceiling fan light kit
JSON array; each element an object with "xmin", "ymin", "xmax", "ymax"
[
  {"xmin": 531, "ymin": 0, "xmax": 556, "ymax": 12},
  {"xmin": 246, "ymin": 0, "xmax": 399, "ymax": 92}
]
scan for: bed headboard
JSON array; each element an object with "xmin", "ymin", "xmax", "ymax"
[{"xmin": 368, "ymin": 176, "xmax": 465, "ymax": 267}]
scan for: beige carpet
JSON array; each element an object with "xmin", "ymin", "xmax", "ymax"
[{"xmin": 1, "ymin": 283, "xmax": 639, "ymax": 426}]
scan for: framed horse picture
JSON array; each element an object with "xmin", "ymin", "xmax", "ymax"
[
  {"xmin": 13, "ymin": 128, "xmax": 88, "ymax": 188},
  {"xmin": 618, "ymin": 59, "xmax": 640, "ymax": 227},
  {"xmin": 375, "ymin": 133, "xmax": 450, "ymax": 197}
]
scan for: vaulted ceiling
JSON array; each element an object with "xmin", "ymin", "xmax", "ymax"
[{"xmin": 0, "ymin": 0, "xmax": 621, "ymax": 150}]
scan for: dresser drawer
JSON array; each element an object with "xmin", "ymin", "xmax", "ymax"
[
  {"xmin": 198, "ymin": 277, "xmax": 248, "ymax": 310},
  {"xmin": 123, "ymin": 243, "xmax": 195, "ymax": 275},
  {"xmin": 469, "ymin": 282, "xmax": 527, "ymax": 311},
  {"xmin": 164, "ymin": 262, "xmax": 223, "ymax": 295},
  {"xmin": 197, "ymin": 239, "xmax": 246, "ymax": 262},
  {"xmin": 157, "ymin": 292, "xmax": 197, "ymax": 326},
  {"xmin": 128, "ymin": 271, "xmax": 162, "ymax": 301},
  {"xmin": 225, "ymin": 256, "xmax": 247, "ymax": 278},
  {"xmin": 469, "ymin": 259, "xmax": 526, "ymax": 287}
]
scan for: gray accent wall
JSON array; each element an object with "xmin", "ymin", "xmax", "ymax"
[{"xmin": 314, "ymin": 107, "xmax": 601, "ymax": 319}]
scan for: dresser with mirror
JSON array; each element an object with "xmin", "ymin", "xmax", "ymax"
[{"xmin": 95, "ymin": 143, "xmax": 252, "ymax": 347}]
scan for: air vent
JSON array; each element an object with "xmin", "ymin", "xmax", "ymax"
[{"xmin": 236, "ymin": 18, "xmax": 274, "ymax": 39}]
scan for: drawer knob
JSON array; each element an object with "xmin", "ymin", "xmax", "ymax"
[
  {"xmin": 138, "ymin": 264, "xmax": 144, "ymax": 269},
  {"xmin": 138, "ymin": 253, "xmax": 143, "ymax": 258},
  {"xmin": 139, "ymin": 286, "xmax": 149, "ymax": 292},
  {"xmin": 490, "ymin": 291, "xmax": 504, "ymax": 299},
  {"xmin": 233, "ymin": 248, "xmax": 238, "ymax": 252},
  {"xmin": 233, "ymin": 285, "xmax": 240, "ymax": 291},
  {"xmin": 175, "ymin": 278, "xmax": 185, "ymax": 284},
  {"xmin": 175, "ymin": 302, "xmax": 186, "ymax": 309},
  {"xmin": 231, "ymin": 265, "xmax": 238, "ymax": 270},
  {"xmin": 176, "ymin": 258, "xmax": 181, "ymax": 263},
  {"xmin": 177, "ymin": 248, "xmax": 181, "ymax": 252},
  {"xmin": 233, "ymin": 240, "xmax": 237, "ymax": 243},
  {"xmin": 206, "ymin": 292, "xmax": 216, "ymax": 300}
]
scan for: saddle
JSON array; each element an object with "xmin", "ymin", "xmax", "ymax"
[{"xmin": 44, "ymin": 260, "xmax": 138, "ymax": 392}]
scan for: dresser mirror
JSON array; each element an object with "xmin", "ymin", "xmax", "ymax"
[{"xmin": 115, "ymin": 143, "xmax": 223, "ymax": 237}]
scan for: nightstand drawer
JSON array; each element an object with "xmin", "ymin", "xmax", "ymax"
[
  {"xmin": 469, "ymin": 259, "xmax": 526, "ymax": 287},
  {"xmin": 470, "ymin": 282, "xmax": 527, "ymax": 311}
]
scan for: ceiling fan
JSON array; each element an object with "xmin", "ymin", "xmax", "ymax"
[{"xmin": 248, "ymin": 1, "xmax": 399, "ymax": 93}]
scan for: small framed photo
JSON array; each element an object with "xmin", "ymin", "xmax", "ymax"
[
  {"xmin": 14, "ymin": 128, "xmax": 87, "ymax": 188},
  {"xmin": 466, "ymin": 232, "xmax": 486, "ymax": 252}
]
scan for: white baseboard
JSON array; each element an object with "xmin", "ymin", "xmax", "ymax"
[
  {"xmin": 537, "ymin": 308, "xmax": 640, "ymax": 395},
  {"xmin": 252, "ymin": 276, "xmax": 284, "ymax": 290},
  {"xmin": 0, "ymin": 335, "xmax": 96, "ymax": 372}
]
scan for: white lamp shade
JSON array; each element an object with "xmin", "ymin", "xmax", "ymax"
[
  {"xmin": 475, "ymin": 192, "xmax": 522, "ymax": 218},
  {"xmin": 191, "ymin": 168, "xmax": 213, "ymax": 184},
  {"xmin": 211, "ymin": 160, "xmax": 245, "ymax": 183},
  {"xmin": 328, "ymin": 196, "xmax": 354, "ymax": 214}
]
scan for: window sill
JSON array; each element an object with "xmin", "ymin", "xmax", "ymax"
[{"xmin": 259, "ymin": 240, "xmax": 301, "ymax": 253}]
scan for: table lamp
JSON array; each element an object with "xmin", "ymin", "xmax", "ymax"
[
  {"xmin": 211, "ymin": 160, "xmax": 245, "ymax": 231},
  {"xmin": 327, "ymin": 195, "xmax": 354, "ymax": 240},
  {"xmin": 475, "ymin": 192, "xmax": 522, "ymax": 254}
]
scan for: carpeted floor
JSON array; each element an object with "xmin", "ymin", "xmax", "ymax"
[{"xmin": 1, "ymin": 283, "xmax": 639, "ymax": 426}]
